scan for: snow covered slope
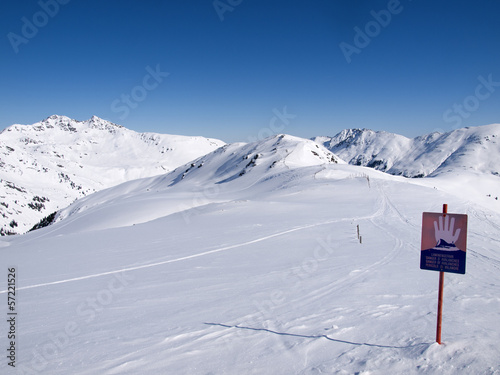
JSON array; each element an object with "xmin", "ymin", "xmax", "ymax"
[
  {"xmin": 4, "ymin": 117, "xmax": 499, "ymax": 236},
  {"xmin": 1, "ymin": 134, "xmax": 499, "ymax": 374},
  {"xmin": 1, "ymin": 133, "xmax": 499, "ymax": 374},
  {"xmin": 54, "ymin": 134, "xmax": 343, "ymax": 232},
  {"xmin": 0, "ymin": 115, "xmax": 224, "ymax": 235},
  {"xmin": 313, "ymin": 124, "xmax": 500, "ymax": 178}
]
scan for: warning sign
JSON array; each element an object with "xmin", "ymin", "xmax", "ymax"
[{"xmin": 420, "ymin": 212, "xmax": 467, "ymax": 274}]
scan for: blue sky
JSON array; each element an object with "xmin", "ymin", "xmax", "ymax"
[{"xmin": 1, "ymin": 0, "xmax": 499, "ymax": 143}]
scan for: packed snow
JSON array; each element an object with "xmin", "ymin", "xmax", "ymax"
[{"xmin": 1, "ymin": 133, "xmax": 499, "ymax": 374}]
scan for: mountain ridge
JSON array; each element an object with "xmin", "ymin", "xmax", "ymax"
[
  {"xmin": 53, "ymin": 133, "xmax": 344, "ymax": 232},
  {"xmin": 0, "ymin": 115, "xmax": 225, "ymax": 235},
  {"xmin": 313, "ymin": 124, "xmax": 500, "ymax": 178},
  {"xmin": 2, "ymin": 115, "xmax": 499, "ymax": 235}
]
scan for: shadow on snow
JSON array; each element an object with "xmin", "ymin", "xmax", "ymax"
[{"xmin": 205, "ymin": 322, "xmax": 432, "ymax": 350}]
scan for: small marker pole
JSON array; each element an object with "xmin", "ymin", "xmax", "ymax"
[{"xmin": 436, "ymin": 203, "xmax": 447, "ymax": 344}]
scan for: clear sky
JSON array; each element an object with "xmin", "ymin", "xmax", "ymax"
[{"xmin": 1, "ymin": 0, "xmax": 499, "ymax": 143}]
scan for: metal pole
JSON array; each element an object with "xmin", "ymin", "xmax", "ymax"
[
  {"xmin": 436, "ymin": 271, "xmax": 444, "ymax": 344},
  {"xmin": 436, "ymin": 203, "xmax": 447, "ymax": 344}
]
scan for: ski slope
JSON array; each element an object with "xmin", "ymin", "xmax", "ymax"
[{"xmin": 1, "ymin": 137, "xmax": 499, "ymax": 374}]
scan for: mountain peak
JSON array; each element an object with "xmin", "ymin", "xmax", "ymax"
[
  {"xmin": 39, "ymin": 114, "xmax": 74, "ymax": 128},
  {"xmin": 314, "ymin": 124, "xmax": 500, "ymax": 177},
  {"xmin": 44, "ymin": 114, "xmax": 72, "ymax": 121},
  {"xmin": 166, "ymin": 134, "xmax": 343, "ymax": 188},
  {"xmin": 85, "ymin": 115, "xmax": 123, "ymax": 132},
  {"xmin": 0, "ymin": 116, "xmax": 225, "ymax": 235}
]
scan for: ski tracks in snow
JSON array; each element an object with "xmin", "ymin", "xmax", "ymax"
[
  {"xmin": 283, "ymin": 181, "xmax": 408, "ymax": 310},
  {"xmin": 1, "ymin": 180, "xmax": 407, "ymax": 299},
  {"xmin": 0, "ymin": 212, "xmax": 374, "ymax": 295}
]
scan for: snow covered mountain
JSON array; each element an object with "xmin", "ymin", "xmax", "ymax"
[
  {"xmin": 0, "ymin": 115, "xmax": 224, "ymax": 235},
  {"xmin": 54, "ymin": 134, "xmax": 343, "ymax": 231},
  {"xmin": 1, "ymin": 114, "xmax": 499, "ymax": 372},
  {"xmin": 3, "ymin": 116, "xmax": 500, "ymax": 237},
  {"xmin": 1, "ymin": 130, "xmax": 499, "ymax": 374},
  {"xmin": 313, "ymin": 124, "xmax": 500, "ymax": 178},
  {"xmin": 165, "ymin": 134, "xmax": 342, "ymax": 186}
]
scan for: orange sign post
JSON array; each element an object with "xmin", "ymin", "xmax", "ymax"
[{"xmin": 420, "ymin": 204, "xmax": 468, "ymax": 344}]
